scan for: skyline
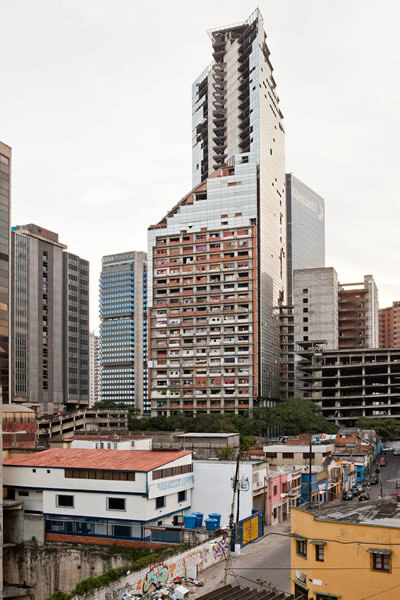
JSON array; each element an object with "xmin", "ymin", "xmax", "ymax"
[{"xmin": 2, "ymin": 0, "xmax": 400, "ymax": 330}]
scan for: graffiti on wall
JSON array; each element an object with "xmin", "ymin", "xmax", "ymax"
[
  {"xmin": 212, "ymin": 538, "xmax": 227, "ymax": 559},
  {"xmin": 142, "ymin": 563, "xmax": 169, "ymax": 593}
]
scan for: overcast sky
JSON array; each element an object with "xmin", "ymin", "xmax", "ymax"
[{"xmin": 1, "ymin": 0, "xmax": 399, "ymax": 331}]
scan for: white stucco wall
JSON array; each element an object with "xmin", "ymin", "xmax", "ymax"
[{"xmin": 191, "ymin": 461, "xmax": 255, "ymax": 527}]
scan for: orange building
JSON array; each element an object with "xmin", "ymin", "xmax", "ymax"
[{"xmin": 379, "ymin": 301, "xmax": 400, "ymax": 348}]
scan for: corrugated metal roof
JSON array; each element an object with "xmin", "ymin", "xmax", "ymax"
[
  {"xmin": 3, "ymin": 448, "xmax": 191, "ymax": 472},
  {"xmin": 196, "ymin": 584, "xmax": 294, "ymax": 599}
]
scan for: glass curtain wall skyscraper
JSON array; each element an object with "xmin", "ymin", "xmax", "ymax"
[
  {"xmin": 148, "ymin": 10, "xmax": 286, "ymax": 416},
  {"xmin": 286, "ymin": 174, "xmax": 325, "ymax": 303},
  {"xmin": 99, "ymin": 252, "xmax": 148, "ymax": 413}
]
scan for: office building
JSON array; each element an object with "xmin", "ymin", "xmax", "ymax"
[
  {"xmin": 379, "ymin": 301, "xmax": 400, "ymax": 348},
  {"xmin": 285, "ymin": 174, "xmax": 325, "ymax": 303},
  {"xmin": 0, "ymin": 140, "xmax": 11, "ymax": 600},
  {"xmin": 11, "ymin": 224, "xmax": 89, "ymax": 415},
  {"xmin": 338, "ymin": 275, "xmax": 379, "ymax": 349},
  {"xmin": 293, "ymin": 267, "xmax": 339, "ymax": 350},
  {"xmin": 89, "ymin": 331, "xmax": 100, "ymax": 406},
  {"xmin": 99, "ymin": 252, "xmax": 148, "ymax": 413},
  {"xmin": 149, "ymin": 10, "xmax": 286, "ymax": 416},
  {"xmin": 63, "ymin": 252, "xmax": 90, "ymax": 407}
]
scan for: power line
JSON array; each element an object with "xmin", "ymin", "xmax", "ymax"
[
  {"xmin": 259, "ymin": 531, "xmax": 400, "ymax": 546},
  {"xmin": 360, "ymin": 582, "xmax": 400, "ymax": 600}
]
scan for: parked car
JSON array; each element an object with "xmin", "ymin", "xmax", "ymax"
[
  {"xmin": 379, "ymin": 457, "xmax": 387, "ymax": 466},
  {"xmin": 382, "ymin": 446, "xmax": 393, "ymax": 453},
  {"xmin": 394, "ymin": 449, "xmax": 400, "ymax": 456},
  {"xmin": 359, "ymin": 491, "xmax": 370, "ymax": 502},
  {"xmin": 370, "ymin": 475, "xmax": 378, "ymax": 485},
  {"xmin": 351, "ymin": 486, "xmax": 360, "ymax": 496},
  {"xmin": 343, "ymin": 491, "xmax": 354, "ymax": 501}
]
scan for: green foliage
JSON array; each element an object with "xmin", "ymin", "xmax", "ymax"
[
  {"xmin": 128, "ymin": 399, "xmax": 336, "ymax": 438},
  {"xmin": 217, "ymin": 446, "xmax": 236, "ymax": 460},
  {"xmin": 356, "ymin": 417, "xmax": 400, "ymax": 441},
  {"xmin": 265, "ymin": 398, "xmax": 338, "ymax": 435},
  {"xmin": 46, "ymin": 592, "xmax": 71, "ymax": 600},
  {"xmin": 240, "ymin": 435, "xmax": 256, "ymax": 452}
]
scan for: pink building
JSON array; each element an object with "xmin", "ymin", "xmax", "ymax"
[{"xmin": 268, "ymin": 469, "xmax": 302, "ymax": 526}]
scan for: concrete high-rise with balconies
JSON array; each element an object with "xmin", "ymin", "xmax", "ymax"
[
  {"xmin": 379, "ymin": 301, "xmax": 400, "ymax": 348},
  {"xmin": 149, "ymin": 10, "xmax": 286, "ymax": 416}
]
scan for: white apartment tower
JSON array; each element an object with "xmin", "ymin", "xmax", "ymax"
[{"xmin": 148, "ymin": 10, "xmax": 286, "ymax": 416}]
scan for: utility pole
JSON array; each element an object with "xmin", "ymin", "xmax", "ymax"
[
  {"xmin": 224, "ymin": 452, "xmax": 240, "ymax": 585},
  {"xmin": 308, "ymin": 436, "xmax": 313, "ymax": 503}
]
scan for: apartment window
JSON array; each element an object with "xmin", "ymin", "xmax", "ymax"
[
  {"xmin": 303, "ymin": 317, "xmax": 308, "ymax": 323},
  {"xmin": 296, "ymin": 539, "xmax": 307, "ymax": 557},
  {"xmin": 18, "ymin": 490, "xmax": 29, "ymax": 497},
  {"xmin": 156, "ymin": 496, "xmax": 166, "ymax": 509},
  {"xmin": 303, "ymin": 298, "xmax": 308, "ymax": 304},
  {"xmin": 370, "ymin": 550, "xmax": 391, "ymax": 572},
  {"xmin": 282, "ymin": 452, "xmax": 294, "ymax": 459},
  {"xmin": 315, "ymin": 543, "xmax": 325, "ymax": 562},
  {"xmin": 57, "ymin": 494, "xmax": 74, "ymax": 508},
  {"xmin": 107, "ymin": 497, "xmax": 126, "ymax": 511},
  {"xmin": 178, "ymin": 490, "xmax": 187, "ymax": 503},
  {"xmin": 303, "ymin": 307, "xmax": 308, "ymax": 313},
  {"xmin": 303, "ymin": 327, "xmax": 308, "ymax": 332},
  {"xmin": 303, "ymin": 289, "xmax": 308, "ymax": 294}
]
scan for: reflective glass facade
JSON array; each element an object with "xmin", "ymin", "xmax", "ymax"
[
  {"xmin": 189, "ymin": 9, "xmax": 286, "ymax": 404},
  {"xmin": 0, "ymin": 142, "xmax": 10, "ymax": 404},
  {"xmin": 99, "ymin": 252, "xmax": 148, "ymax": 412},
  {"xmin": 286, "ymin": 174, "xmax": 325, "ymax": 302}
]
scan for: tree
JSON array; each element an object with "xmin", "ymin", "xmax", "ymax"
[
  {"xmin": 217, "ymin": 446, "xmax": 236, "ymax": 461},
  {"xmin": 265, "ymin": 398, "xmax": 338, "ymax": 435},
  {"xmin": 356, "ymin": 417, "xmax": 400, "ymax": 441}
]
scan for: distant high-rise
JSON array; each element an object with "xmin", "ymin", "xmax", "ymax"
[
  {"xmin": 286, "ymin": 174, "xmax": 325, "ymax": 302},
  {"xmin": 89, "ymin": 332, "xmax": 100, "ymax": 407},
  {"xmin": 379, "ymin": 302, "xmax": 400, "ymax": 348},
  {"xmin": 0, "ymin": 142, "xmax": 11, "ymax": 405},
  {"xmin": 0, "ymin": 140, "xmax": 11, "ymax": 600},
  {"xmin": 293, "ymin": 268, "xmax": 379, "ymax": 350},
  {"xmin": 149, "ymin": 10, "xmax": 286, "ymax": 416},
  {"xmin": 11, "ymin": 224, "xmax": 89, "ymax": 415},
  {"xmin": 99, "ymin": 252, "xmax": 148, "ymax": 413}
]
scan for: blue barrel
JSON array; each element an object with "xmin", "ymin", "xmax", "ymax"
[
  {"xmin": 183, "ymin": 514, "xmax": 197, "ymax": 529},
  {"xmin": 208, "ymin": 513, "xmax": 221, "ymax": 528},
  {"xmin": 192, "ymin": 512, "xmax": 203, "ymax": 527},
  {"xmin": 205, "ymin": 518, "xmax": 218, "ymax": 532}
]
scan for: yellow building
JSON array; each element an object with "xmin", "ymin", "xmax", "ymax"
[{"xmin": 290, "ymin": 497, "xmax": 400, "ymax": 600}]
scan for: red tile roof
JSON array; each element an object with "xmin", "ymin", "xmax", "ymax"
[{"xmin": 3, "ymin": 448, "xmax": 191, "ymax": 472}]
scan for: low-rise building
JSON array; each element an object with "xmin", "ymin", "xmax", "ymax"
[
  {"xmin": 268, "ymin": 468, "xmax": 302, "ymax": 526},
  {"xmin": 291, "ymin": 497, "xmax": 400, "ymax": 600},
  {"xmin": 191, "ymin": 460, "xmax": 268, "ymax": 526},
  {"xmin": 174, "ymin": 432, "xmax": 240, "ymax": 459},
  {"xmin": 38, "ymin": 408, "xmax": 129, "ymax": 441},
  {"xmin": 3, "ymin": 448, "xmax": 193, "ymax": 546},
  {"xmin": 263, "ymin": 443, "xmax": 335, "ymax": 468}
]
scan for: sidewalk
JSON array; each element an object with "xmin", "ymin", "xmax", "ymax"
[{"xmin": 192, "ymin": 521, "xmax": 291, "ymax": 598}]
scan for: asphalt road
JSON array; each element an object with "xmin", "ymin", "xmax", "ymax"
[
  {"xmin": 229, "ymin": 526, "xmax": 291, "ymax": 593},
  {"xmin": 370, "ymin": 451, "xmax": 400, "ymax": 499}
]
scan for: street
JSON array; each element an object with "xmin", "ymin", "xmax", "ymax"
[
  {"xmin": 365, "ymin": 452, "xmax": 400, "ymax": 500},
  {"xmin": 195, "ymin": 452, "xmax": 400, "ymax": 597}
]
